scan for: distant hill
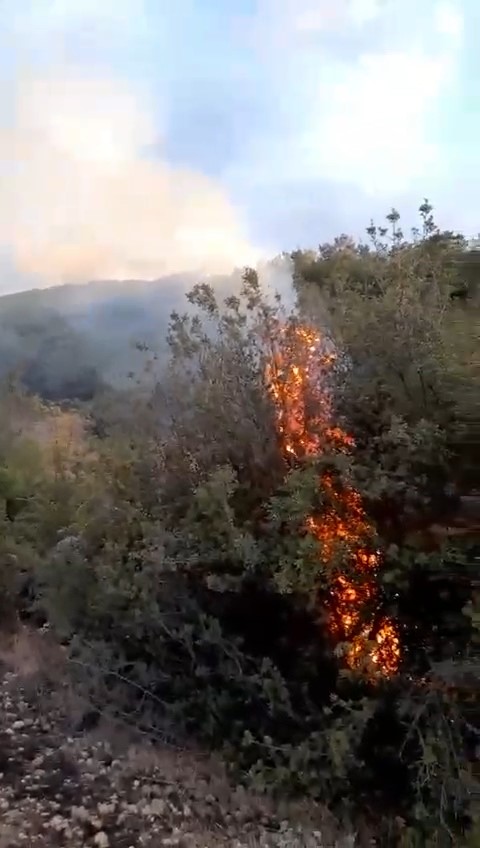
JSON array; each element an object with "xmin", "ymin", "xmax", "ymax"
[
  {"xmin": 0, "ymin": 257, "xmax": 294, "ymax": 403},
  {"xmin": 0, "ymin": 274, "xmax": 202, "ymax": 401}
]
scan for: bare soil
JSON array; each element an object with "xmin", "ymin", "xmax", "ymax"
[{"xmin": 0, "ymin": 627, "xmax": 355, "ymax": 848}]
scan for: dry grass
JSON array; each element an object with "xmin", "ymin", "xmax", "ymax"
[
  {"xmin": 0, "ymin": 625, "xmax": 67, "ymax": 678},
  {"xmin": 0, "ymin": 625, "xmax": 359, "ymax": 848}
]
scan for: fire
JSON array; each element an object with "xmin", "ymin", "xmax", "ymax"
[{"xmin": 266, "ymin": 324, "xmax": 400, "ymax": 676}]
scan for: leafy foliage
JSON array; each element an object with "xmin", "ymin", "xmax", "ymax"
[{"xmin": 0, "ymin": 201, "xmax": 479, "ymax": 845}]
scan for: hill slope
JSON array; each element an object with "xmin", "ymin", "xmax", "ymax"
[{"xmin": 0, "ymin": 276, "xmax": 199, "ymax": 400}]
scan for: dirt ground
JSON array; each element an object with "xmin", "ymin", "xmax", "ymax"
[{"xmin": 0, "ymin": 627, "xmax": 356, "ymax": 848}]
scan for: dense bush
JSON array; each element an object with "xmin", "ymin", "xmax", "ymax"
[{"xmin": 1, "ymin": 202, "xmax": 479, "ymax": 845}]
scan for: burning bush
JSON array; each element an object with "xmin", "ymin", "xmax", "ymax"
[{"xmin": 6, "ymin": 204, "xmax": 478, "ymax": 844}]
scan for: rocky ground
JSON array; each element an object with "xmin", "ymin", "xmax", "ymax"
[{"xmin": 0, "ymin": 628, "xmax": 356, "ymax": 848}]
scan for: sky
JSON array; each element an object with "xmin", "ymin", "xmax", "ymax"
[{"xmin": 0, "ymin": 0, "xmax": 478, "ymax": 293}]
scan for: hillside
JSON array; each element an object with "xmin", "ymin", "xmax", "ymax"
[
  {"xmin": 1, "ymin": 224, "xmax": 478, "ymax": 407},
  {"xmin": 0, "ymin": 275, "xmax": 200, "ymax": 400},
  {"xmin": 0, "ymin": 259, "xmax": 295, "ymax": 402}
]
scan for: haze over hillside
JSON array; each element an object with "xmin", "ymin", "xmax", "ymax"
[
  {"xmin": 0, "ymin": 258, "xmax": 297, "ymax": 399},
  {"xmin": 0, "ymin": 274, "xmax": 203, "ymax": 395}
]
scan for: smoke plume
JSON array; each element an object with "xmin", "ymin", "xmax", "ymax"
[{"xmin": 1, "ymin": 69, "xmax": 262, "ymax": 288}]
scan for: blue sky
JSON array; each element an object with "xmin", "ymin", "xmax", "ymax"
[{"xmin": 0, "ymin": 0, "xmax": 478, "ymax": 291}]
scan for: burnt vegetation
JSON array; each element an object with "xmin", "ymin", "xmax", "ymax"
[{"xmin": 0, "ymin": 201, "xmax": 479, "ymax": 846}]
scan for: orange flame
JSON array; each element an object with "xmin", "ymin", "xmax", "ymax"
[{"xmin": 266, "ymin": 324, "xmax": 400, "ymax": 676}]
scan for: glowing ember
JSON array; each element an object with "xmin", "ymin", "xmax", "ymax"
[{"xmin": 266, "ymin": 324, "xmax": 400, "ymax": 676}]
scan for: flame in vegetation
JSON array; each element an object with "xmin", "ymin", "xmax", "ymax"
[{"xmin": 266, "ymin": 325, "xmax": 400, "ymax": 676}]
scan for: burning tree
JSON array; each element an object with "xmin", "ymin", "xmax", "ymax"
[
  {"xmin": 160, "ymin": 257, "xmax": 476, "ymax": 831},
  {"xmin": 265, "ymin": 322, "xmax": 400, "ymax": 675},
  {"xmin": 35, "ymin": 204, "xmax": 479, "ymax": 845}
]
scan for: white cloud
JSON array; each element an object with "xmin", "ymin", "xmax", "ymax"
[
  {"xmin": 348, "ymin": 0, "xmax": 384, "ymax": 27},
  {"xmin": 8, "ymin": 0, "xmax": 150, "ymax": 42},
  {"xmin": 305, "ymin": 49, "xmax": 452, "ymax": 194},
  {"xmin": 434, "ymin": 1, "xmax": 464, "ymax": 44},
  {"xmin": 254, "ymin": 0, "xmax": 384, "ymax": 39},
  {"xmin": 243, "ymin": 0, "xmax": 464, "ymax": 196}
]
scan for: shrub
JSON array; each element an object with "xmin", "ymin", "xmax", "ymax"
[{"xmin": 5, "ymin": 203, "xmax": 478, "ymax": 844}]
